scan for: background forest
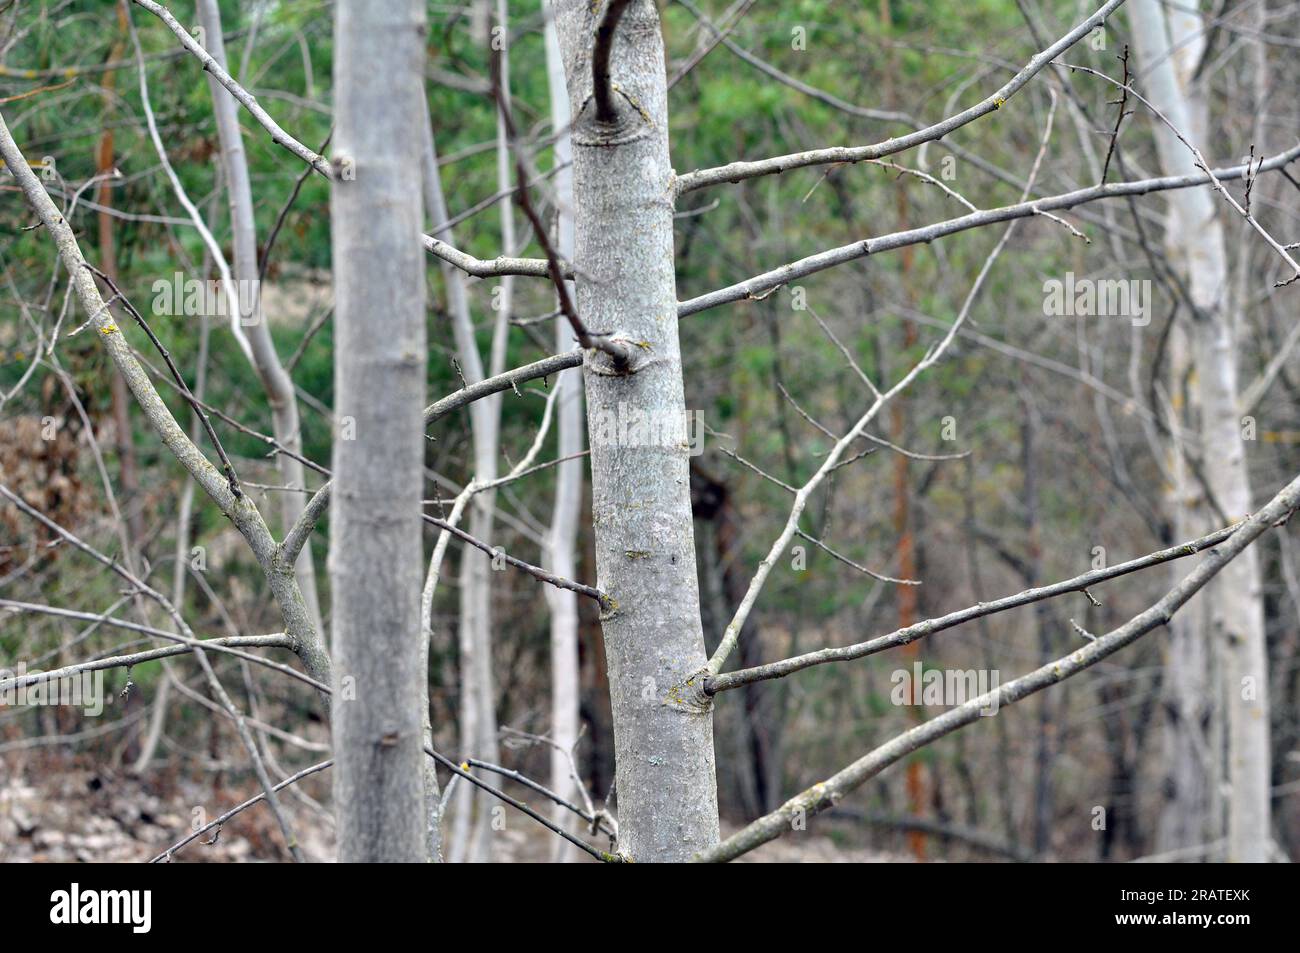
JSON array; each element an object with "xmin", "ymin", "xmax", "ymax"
[{"xmin": 0, "ymin": 0, "xmax": 1297, "ymax": 863}]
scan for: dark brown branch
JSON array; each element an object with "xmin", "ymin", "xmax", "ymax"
[
  {"xmin": 260, "ymin": 128, "xmax": 332, "ymax": 283},
  {"xmin": 593, "ymin": 0, "xmax": 634, "ymax": 123},
  {"xmin": 1099, "ymin": 44, "xmax": 1130, "ymax": 185}
]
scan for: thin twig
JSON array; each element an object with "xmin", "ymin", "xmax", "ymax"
[
  {"xmin": 259, "ymin": 128, "xmax": 332, "ymax": 282},
  {"xmin": 489, "ymin": 37, "xmax": 632, "ymax": 368}
]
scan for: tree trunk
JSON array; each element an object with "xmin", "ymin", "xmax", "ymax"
[
  {"xmin": 330, "ymin": 0, "xmax": 428, "ymax": 863},
  {"xmin": 542, "ymin": 0, "xmax": 586, "ymax": 862},
  {"xmin": 443, "ymin": 0, "xmax": 513, "ymax": 864},
  {"xmin": 1155, "ymin": 319, "xmax": 1218, "ymax": 854},
  {"xmin": 1131, "ymin": 0, "xmax": 1271, "ymax": 862},
  {"xmin": 553, "ymin": 0, "xmax": 719, "ymax": 862},
  {"xmin": 418, "ymin": 90, "xmax": 505, "ymax": 865}
]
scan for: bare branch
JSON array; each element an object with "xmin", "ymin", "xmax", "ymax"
[
  {"xmin": 674, "ymin": 0, "xmax": 1127, "ymax": 195},
  {"xmin": 697, "ymin": 471, "xmax": 1300, "ymax": 861},
  {"xmin": 422, "ymin": 234, "xmax": 557, "ymax": 279},
  {"xmin": 490, "ymin": 41, "xmax": 633, "ymax": 367},
  {"xmin": 150, "ymin": 760, "xmax": 332, "ymax": 863},
  {"xmin": 129, "ymin": 0, "xmax": 332, "ymax": 178},
  {"xmin": 1059, "ymin": 60, "xmax": 1300, "ymax": 284},
  {"xmin": 461, "ymin": 756, "xmax": 616, "ymax": 841},
  {"xmin": 795, "ymin": 530, "xmax": 919, "ymax": 587},
  {"xmin": 705, "ymin": 189, "xmax": 1030, "ymax": 676},
  {"xmin": 280, "ymin": 351, "xmax": 583, "ymax": 566},
  {"xmin": 423, "ymin": 745, "xmax": 621, "ymax": 862},
  {"xmin": 706, "ymin": 519, "xmax": 1244, "ymax": 694},
  {"xmin": 83, "ymin": 263, "xmax": 242, "ymax": 498},
  {"xmin": 0, "ymin": 622, "xmax": 293, "ymax": 691},
  {"xmin": 0, "ymin": 485, "xmax": 306, "ymax": 860},
  {"xmin": 0, "ymin": 109, "xmax": 262, "ymax": 534},
  {"xmin": 420, "ymin": 513, "xmax": 612, "ymax": 613},
  {"xmin": 678, "ymin": 143, "xmax": 1300, "ymax": 318}
]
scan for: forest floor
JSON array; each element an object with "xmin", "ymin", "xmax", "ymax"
[{"xmin": 0, "ymin": 754, "xmax": 906, "ymax": 863}]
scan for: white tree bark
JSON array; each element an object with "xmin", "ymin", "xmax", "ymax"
[
  {"xmin": 1131, "ymin": 0, "xmax": 1271, "ymax": 863},
  {"xmin": 415, "ymin": 83, "xmax": 453, "ymax": 864},
  {"xmin": 196, "ymin": 0, "xmax": 323, "ymax": 642},
  {"xmin": 448, "ymin": 275, "xmax": 502, "ymax": 865},
  {"xmin": 417, "ymin": 91, "xmax": 503, "ymax": 864},
  {"xmin": 1154, "ymin": 321, "xmax": 1219, "ymax": 853},
  {"xmin": 541, "ymin": 0, "xmax": 585, "ymax": 861},
  {"xmin": 439, "ymin": 0, "xmax": 516, "ymax": 865},
  {"xmin": 554, "ymin": 0, "xmax": 719, "ymax": 862},
  {"xmin": 330, "ymin": 0, "xmax": 428, "ymax": 862},
  {"xmin": 1151, "ymin": 5, "xmax": 1217, "ymax": 839}
]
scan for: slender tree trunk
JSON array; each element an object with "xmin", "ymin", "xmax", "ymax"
[
  {"xmin": 1155, "ymin": 320, "xmax": 1218, "ymax": 853},
  {"xmin": 430, "ymin": 225, "xmax": 501, "ymax": 863},
  {"xmin": 1131, "ymin": 0, "xmax": 1271, "ymax": 862},
  {"xmin": 542, "ymin": 0, "xmax": 586, "ymax": 862},
  {"xmin": 892, "ymin": 261, "xmax": 927, "ymax": 860},
  {"xmin": 418, "ymin": 96, "xmax": 502, "ymax": 865},
  {"xmin": 197, "ymin": 0, "xmax": 323, "ymax": 641},
  {"xmin": 416, "ymin": 84, "xmax": 453, "ymax": 863},
  {"xmin": 330, "ymin": 0, "xmax": 428, "ymax": 863},
  {"xmin": 443, "ymin": 0, "xmax": 513, "ymax": 864},
  {"xmin": 554, "ymin": 0, "xmax": 720, "ymax": 862}
]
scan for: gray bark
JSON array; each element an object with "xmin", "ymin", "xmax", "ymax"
[
  {"xmin": 553, "ymin": 0, "xmax": 720, "ymax": 862},
  {"xmin": 330, "ymin": 0, "xmax": 428, "ymax": 863},
  {"xmin": 1130, "ymin": 0, "xmax": 1271, "ymax": 862}
]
